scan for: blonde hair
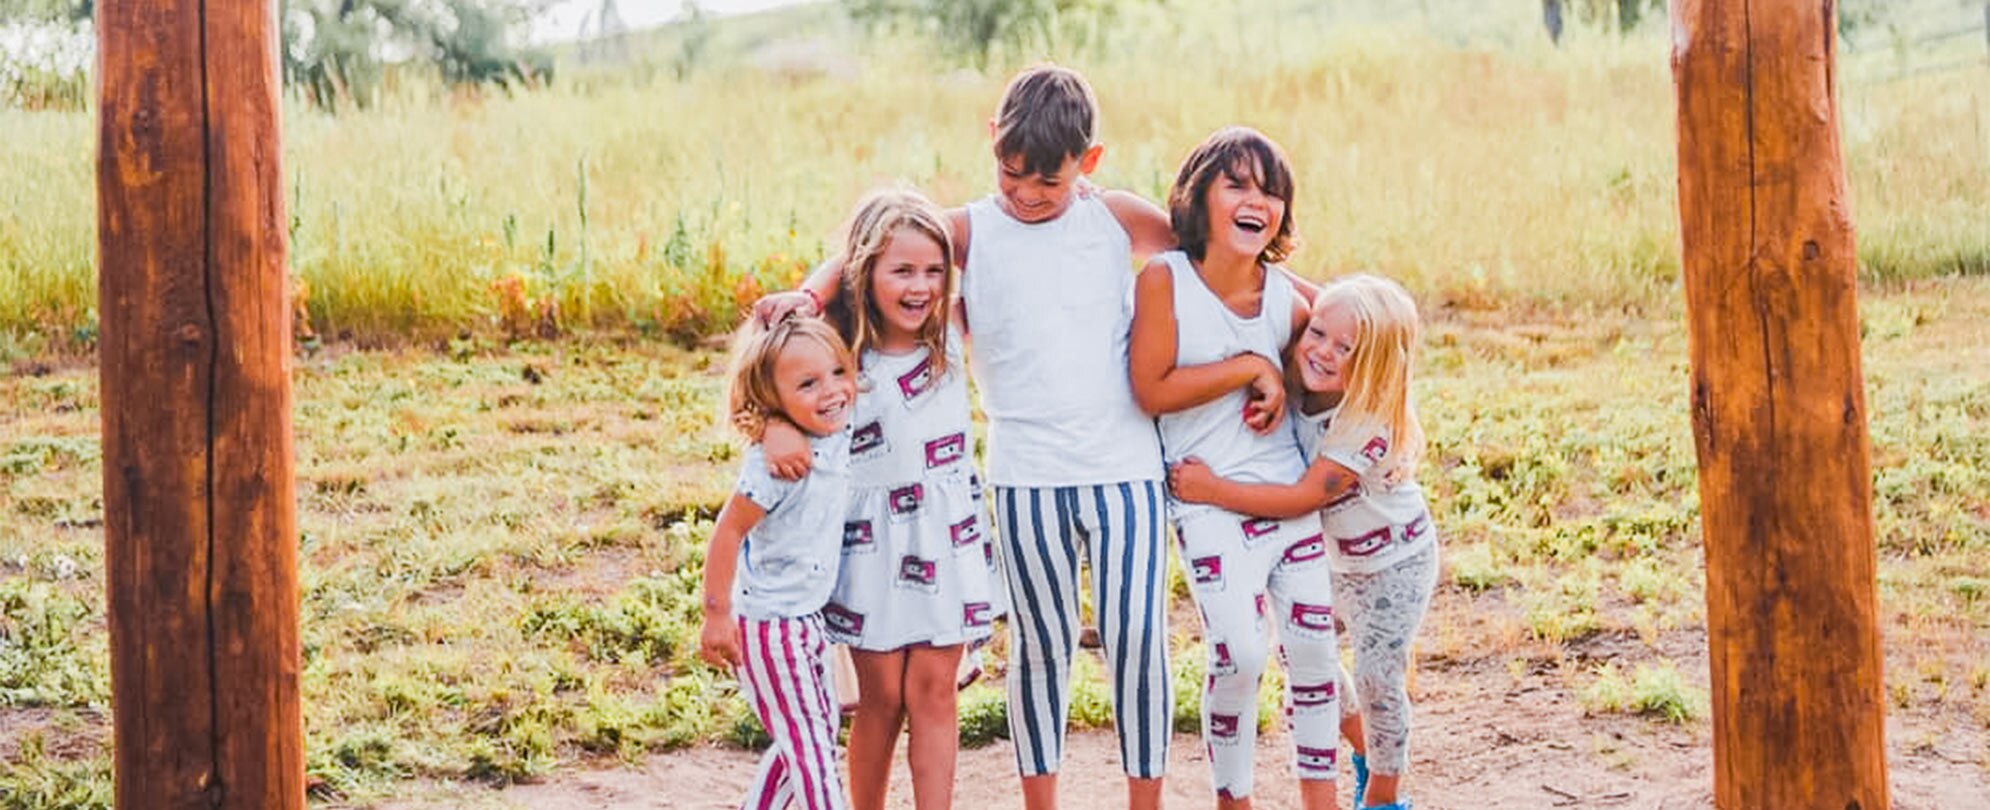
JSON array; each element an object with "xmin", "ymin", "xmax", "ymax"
[
  {"xmin": 723, "ymin": 315, "xmax": 854, "ymax": 442},
  {"xmin": 1316, "ymin": 274, "xmax": 1425, "ymax": 484},
  {"xmin": 826, "ymin": 188, "xmax": 955, "ymax": 378}
]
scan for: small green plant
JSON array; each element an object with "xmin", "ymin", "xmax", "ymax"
[
  {"xmin": 0, "ymin": 733, "xmax": 111, "ymax": 810},
  {"xmin": 1449, "ymin": 542, "xmax": 1510, "ymax": 592},
  {"xmin": 1580, "ymin": 661, "xmax": 1706, "ymax": 723},
  {"xmin": 958, "ymin": 684, "xmax": 1009, "ymax": 748}
]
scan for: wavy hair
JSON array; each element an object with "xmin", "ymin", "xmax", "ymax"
[
  {"xmin": 1315, "ymin": 274, "xmax": 1424, "ymax": 484},
  {"xmin": 723, "ymin": 315, "xmax": 853, "ymax": 442},
  {"xmin": 824, "ymin": 188, "xmax": 955, "ymax": 379},
  {"xmin": 1167, "ymin": 126, "xmax": 1297, "ymax": 265}
]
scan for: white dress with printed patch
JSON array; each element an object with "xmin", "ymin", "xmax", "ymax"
[{"xmin": 824, "ymin": 337, "xmax": 1004, "ymax": 651}]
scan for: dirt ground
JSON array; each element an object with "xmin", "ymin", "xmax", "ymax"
[{"xmin": 379, "ymin": 622, "xmax": 1990, "ymax": 809}]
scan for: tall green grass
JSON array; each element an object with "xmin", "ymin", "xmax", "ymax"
[{"xmin": 1, "ymin": 5, "xmax": 1986, "ymax": 349}]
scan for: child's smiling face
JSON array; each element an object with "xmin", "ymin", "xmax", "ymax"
[
  {"xmin": 772, "ymin": 337, "xmax": 856, "ymax": 437},
  {"xmin": 1296, "ymin": 301, "xmax": 1358, "ymax": 396},
  {"xmin": 869, "ymin": 227, "xmax": 949, "ymax": 348},
  {"xmin": 1202, "ymin": 160, "xmax": 1285, "ymax": 260},
  {"xmin": 994, "ymin": 146, "xmax": 1099, "ymax": 224}
]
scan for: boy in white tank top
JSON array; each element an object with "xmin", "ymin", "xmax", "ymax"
[{"xmin": 758, "ymin": 65, "xmax": 1178, "ymax": 810}]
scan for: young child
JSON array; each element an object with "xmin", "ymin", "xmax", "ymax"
[
  {"xmin": 697, "ymin": 315, "xmax": 859, "ymax": 810},
  {"xmin": 814, "ymin": 189, "xmax": 1003, "ymax": 810},
  {"xmin": 1171, "ymin": 274, "xmax": 1437, "ymax": 810},
  {"xmin": 1129, "ymin": 126, "xmax": 1342, "ymax": 810},
  {"xmin": 759, "ymin": 64, "xmax": 1179, "ymax": 810}
]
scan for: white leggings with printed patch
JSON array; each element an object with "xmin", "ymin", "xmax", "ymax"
[{"xmin": 1177, "ymin": 508, "xmax": 1341, "ymax": 800}]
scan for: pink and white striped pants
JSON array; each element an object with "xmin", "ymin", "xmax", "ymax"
[{"xmin": 736, "ymin": 614, "xmax": 848, "ymax": 810}]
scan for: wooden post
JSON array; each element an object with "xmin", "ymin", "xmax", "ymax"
[
  {"xmin": 97, "ymin": 0, "xmax": 302, "ymax": 807},
  {"xmin": 1670, "ymin": 2, "xmax": 1890, "ymax": 808}
]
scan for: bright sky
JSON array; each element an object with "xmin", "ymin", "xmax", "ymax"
[{"xmin": 533, "ymin": 0, "xmax": 818, "ymax": 43}]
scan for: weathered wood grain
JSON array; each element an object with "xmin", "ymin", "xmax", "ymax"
[
  {"xmin": 98, "ymin": 0, "xmax": 302, "ymax": 806},
  {"xmin": 1670, "ymin": 1, "xmax": 1890, "ymax": 808}
]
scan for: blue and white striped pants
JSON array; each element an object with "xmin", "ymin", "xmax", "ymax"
[{"xmin": 994, "ymin": 481, "xmax": 1173, "ymax": 779}]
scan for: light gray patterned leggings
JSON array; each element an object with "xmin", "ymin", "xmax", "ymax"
[{"xmin": 1332, "ymin": 543, "xmax": 1439, "ymax": 776}]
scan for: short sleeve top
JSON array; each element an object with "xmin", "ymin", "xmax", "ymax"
[
  {"xmin": 731, "ymin": 428, "xmax": 853, "ymax": 619},
  {"xmin": 1295, "ymin": 407, "xmax": 1434, "ymax": 573}
]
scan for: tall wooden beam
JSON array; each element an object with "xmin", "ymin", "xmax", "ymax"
[
  {"xmin": 97, "ymin": 0, "xmax": 302, "ymax": 807},
  {"xmin": 1670, "ymin": 2, "xmax": 1889, "ymax": 808}
]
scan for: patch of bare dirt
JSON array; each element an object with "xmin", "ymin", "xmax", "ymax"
[{"xmin": 377, "ymin": 641, "xmax": 1989, "ymax": 810}]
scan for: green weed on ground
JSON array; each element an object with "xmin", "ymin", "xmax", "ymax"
[{"xmin": 1, "ymin": 280, "xmax": 1986, "ymax": 804}]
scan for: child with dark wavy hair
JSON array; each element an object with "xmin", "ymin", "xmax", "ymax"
[{"xmin": 1131, "ymin": 126, "xmax": 1345, "ymax": 809}]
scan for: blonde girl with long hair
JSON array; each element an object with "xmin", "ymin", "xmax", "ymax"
[
  {"xmin": 699, "ymin": 316, "xmax": 859, "ymax": 810},
  {"xmin": 811, "ymin": 188, "xmax": 1003, "ymax": 810},
  {"xmin": 1171, "ymin": 274, "xmax": 1436, "ymax": 810}
]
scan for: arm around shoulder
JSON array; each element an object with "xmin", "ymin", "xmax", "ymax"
[
  {"xmin": 946, "ymin": 207, "xmax": 972, "ymax": 272},
  {"xmin": 1102, "ymin": 190, "xmax": 1174, "ymax": 261}
]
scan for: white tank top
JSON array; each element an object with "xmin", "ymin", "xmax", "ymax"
[
  {"xmin": 1151, "ymin": 250, "xmax": 1307, "ymax": 516},
  {"xmin": 961, "ymin": 195, "xmax": 1163, "ymax": 487}
]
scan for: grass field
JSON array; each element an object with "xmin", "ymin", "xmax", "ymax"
[
  {"xmin": 3, "ymin": 1, "xmax": 1989, "ymax": 805},
  {"xmin": 3, "ymin": 277, "xmax": 1986, "ymax": 806},
  {"xmin": 2, "ymin": 2, "xmax": 1988, "ymax": 353}
]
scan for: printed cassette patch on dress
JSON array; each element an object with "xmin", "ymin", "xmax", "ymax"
[{"xmin": 924, "ymin": 432, "xmax": 967, "ymax": 469}]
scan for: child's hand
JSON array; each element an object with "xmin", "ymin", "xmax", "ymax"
[
  {"xmin": 699, "ymin": 613, "xmax": 741, "ymax": 670},
  {"xmin": 762, "ymin": 417, "xmax": 813, "ymax": 481},
  {"xmin": 1241, "ymin": 356, "xmax": 1286, "ymax": 435},
  {"xmin": 752, "ymin": 290, "xmax": 818, "ymax": 326},
  {"xmin": 1168, "ymin": 458, "xmax": 1221, "ymax": 504}
]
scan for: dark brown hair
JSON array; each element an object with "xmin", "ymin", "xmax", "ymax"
[
  {"xmin": 993, "ymin": 64, "xmax": 1098, "ymax": 178},
  {"xmin": 1167, "ymin": 126, "xmax": 1297, "ymax": 264}
]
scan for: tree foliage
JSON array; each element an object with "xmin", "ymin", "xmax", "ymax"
[
  {"xmin": 283, "ymin": 0, "xmax": 555, "ymax": 111},
  {"xmin": 0, "ymin": 0, "xmax": 91, "ymax": 24},
  {"xmin": 842, "ymin": 0, "xmax": 1139, "ymax": 67},
  {"xmin": 0, "ymin": 0, "xmax": 554, "ymax": 111}
]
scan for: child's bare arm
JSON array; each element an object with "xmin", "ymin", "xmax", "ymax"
[
  {"xmin": 753, "ymin": 257, "xmax": 843, "ymax": 325},
  {"xmin": 1129, "ymin": 259, "xmax": 1285, "ymax": 421},
  {"xmin": 760, "ymin": 418, "xmax": 812, "ymax": 481},
  {"xmin": 946, "ymin": 207, "xmax": 972, "ymax": 270},
  {"xmin": 698, "ymin": 491, "xmax": 767, "ymax": 669},
  {"xmin": 1279, "ymin": 267, "xmax": 1319, "ymax": 306},
  {"xmin": 1168, "ymin": 456, "xmax": 1360, "ymax": 519},
  {"xmin": 1102, "ymin": 190, "xmax": 1175, "ymax": 262}
]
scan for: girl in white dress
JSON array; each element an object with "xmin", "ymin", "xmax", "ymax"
[{"xmin": 819, "ymin": 189, "xmax": 1003, "ymax": 810}]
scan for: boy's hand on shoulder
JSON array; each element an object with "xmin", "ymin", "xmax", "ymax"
[
  {"xmin": 1168, "ymin": 458, "xmax": 1220, "ymax": 504},
  {"xmin": 762, "ymin": 418, "xmax": 813, "ymax": 481},
  {"xmin": 698, "ymin": 612, "xmax": 741, "ymax": 670},
  {"xmin": 753, "ymin": 290, "xmax": 817, "ymax": 326}
]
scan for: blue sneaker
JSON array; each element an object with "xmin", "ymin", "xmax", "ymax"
[
  {"xmin": 1359, "ymin": 801, "xmax": 1411, "ymax": 810},
  {"xmin": 1350, "ymin": 753, "xmax": 1369, "ymax": 808}
]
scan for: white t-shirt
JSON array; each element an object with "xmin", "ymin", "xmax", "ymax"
[
  {"xmin": 1295, "ymin": 407, "xmax": 1434, "ymax": 573},
  {"xmin": 961, "ymin": 195, "xmax": 1164, "ymax": 487},
  {"xmin": 730, "ymin": 428, "xmax": 853, "ymax": 619},
  {"xmin": 1150, "ymin": 250, "xmax": 1307, "ymax": 519}
]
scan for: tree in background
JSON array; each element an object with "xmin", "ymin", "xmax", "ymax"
[
  {"xmin": 0, "ymin": 0, "xmax": 92, "ymax": 109},
  {"xmin": 283, "ymin": 0, "xmax": 555, "ymax": 111},
  {"xmin": 842, "ymin": 0, "xmax": 1139, "ymax": 68},
  {"xmin": 0, "ymin": 0, "xmax": 553, "ymax": 112}
]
